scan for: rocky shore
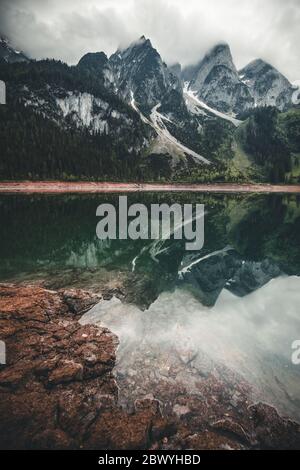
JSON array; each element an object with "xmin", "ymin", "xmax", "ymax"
[{"xmin": 0, "ymin": 283, "xmax": 299, "ymax": 449}]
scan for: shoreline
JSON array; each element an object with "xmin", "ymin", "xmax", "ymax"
[{"xmin": 0, "ymin": 181, "xmax": 300, "ymax": 193}]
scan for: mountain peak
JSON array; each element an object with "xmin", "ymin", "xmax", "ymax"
[
  {"xmin": 77, "ymin": 51, "xmax": 108, "ymax": 70},
  {"xmin": 183, "ymin": 41, "xmax": 254, "ymax": 114},
  {"xmin": 239, "ymin": 58, "xmax": 272, "ymax": 75},
  {"xmin": 239, "ymin": 58, "xmax": 293, "ymax": 110},
  {"xmin": 109, "ymin": 35, "xmax": 180, "ymax": 109},
  {"xmin": 239, "ymin": 58, "xmax": 292, "ymax": 85},
  {"xmin": 0, "ymin": 34, "xmax": 29, "ymax": 63},
  {"xmin": 211, "ymin": 42, "xmax": 231, "ymax": 53},
  {"xmin": 132, "ymin": 35, "xmax": 152, "ymax": 49},
  {"xmin": 206, "ymin": 42, "xmax": 234, "ymax": 66}
]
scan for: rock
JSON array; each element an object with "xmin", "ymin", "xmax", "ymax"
[
  {"xmin": 249, "ymin": 403, "xmax": 300, "ymax": 450},
  {"xmin": 48, "ymin": 361, "xmax": 84, "ymax": 384},
  {"xmin": 59, "ymin": 289, "xmax": 101, "ymax": 317},
  {"xmin": 184, "ymin": 431, "xmax": 243, "ymax": 450},
  {"xmin": 109, "ymin": 36, "xmax": 181, "ymax": 110},
  {"xmin": 210, "ymin": 417, "xmax": 253, "ymax": 446},
  {"xmin": 0, "ymin": 283, "xmax": 299, "ymax": 450},
  {"xmin": 0, "ymin": 283, "xmax": 174, "ymax": 449},
  {"xmin": 183, "ymin": 43, "xmax": 254, "ymax": 114},
  {"xmin": 239, "ymin": 59, "xmax": 294, "ymax": 111}
]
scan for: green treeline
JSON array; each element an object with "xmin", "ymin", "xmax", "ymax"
[
  {"xmin": 238, "ymin": 107, "xmax": 300, "ymax": 183},
  {"xmin": 0, "ymin": 104, "xmax": 145, "ymax": 180}
]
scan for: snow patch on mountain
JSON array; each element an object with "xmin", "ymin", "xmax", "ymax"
[
  {"xmin": 183, "ymin": 44, "xmax": 253, "ymax": 115},
  {"xmin": 183, "ymin": 84, "xmax": 242, "ymax": 127},
  {"xmin": 150, "ymin": 103, "xmax": 210, "ymax": 165},
  {"xmin": 150, "ymin": 104, "xmax": 210, "ymax": 164},
  {"xmin": 130, "ymin": 91, "xmax": 210, "ymax": 164}
]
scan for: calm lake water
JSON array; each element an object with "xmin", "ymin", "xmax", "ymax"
[{"xmin": 1, "ymin": 192, "xmax": 300, "ymax": 420}]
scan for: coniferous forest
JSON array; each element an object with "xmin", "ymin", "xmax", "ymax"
[{"xmin": 0, "ymin": 56, "xmax": 299, "ymax": 183}]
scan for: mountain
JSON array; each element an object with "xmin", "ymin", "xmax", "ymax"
[
  {"xmin": 109, "ymin": 36, "xmax": 181, "ymax": 110},
  {"xmin": 169, "ymin": 63, "xmax": 182, "ymax": 80},
  {"xmin": 77, "ymin": 52, "xmax": 115, "ymax": 90},
  {"xmin": 239, "ymin": 59, "xmax": 295, "ymax": 111},
  {"xmin": 183, "ymin": 43, "xmax": 254, "ymax": 115},
  {"xmin": 77, "ymin": 51, "xmax": 108, "ymax": 73},
  {"xmin": 0, "ymin": 36, "xmax": 29, "ymax": 63},
  {"xmin": 0, "ymin": 54, "xmax": 155, "ymax": 180},
  {"xmin": 0, "ymin": 34, "xmax": 299, "ymax": 183}
]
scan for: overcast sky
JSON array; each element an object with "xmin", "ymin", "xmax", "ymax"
[{"xmin": 0, "ymin": 0, "xmax": 299, "ymax": 81}]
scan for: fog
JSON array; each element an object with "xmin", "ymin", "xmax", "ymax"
[{"xmin": 0, "ymin": 0, "xmax": 300, "ymax": 81}]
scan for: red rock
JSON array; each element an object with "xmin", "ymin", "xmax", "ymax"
[
  {"xmin": 0, "ymin": 284, "xmax": 171, "ymax": 449},
  {"xmin": 0, "ymin": 283, "xmax": 299, "ymax": 450}
]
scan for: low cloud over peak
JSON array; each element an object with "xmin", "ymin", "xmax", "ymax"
[{"xmin": 0, "ymin": 0, "xmax": 299, "ymax": 81}]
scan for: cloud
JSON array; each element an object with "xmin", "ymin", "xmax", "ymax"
[{"xmin": 0, "ymin": 0, "xmax": 299, "ymax": 81}]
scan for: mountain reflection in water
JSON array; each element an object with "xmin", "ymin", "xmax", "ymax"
[{"xmin": 1, "ymin": 192, "xmax": 300, "ymax": 421}]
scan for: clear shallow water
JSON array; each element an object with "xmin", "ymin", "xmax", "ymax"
[
  {"xmin": 81, "ymin": 279, "xmax": 300, "ymax": 420},
  {"xmin": 1, "ymin": 192, "xmax": 300, "ymax": 420}
]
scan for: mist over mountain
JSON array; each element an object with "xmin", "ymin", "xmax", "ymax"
[{"xmin": 0, "ymin": 35, "xmax": 29, "ymax": 63}]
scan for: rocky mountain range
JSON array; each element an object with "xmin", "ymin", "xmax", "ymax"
[
  {"xmin": 0, "ymin": 34, "xmax": 299, "ymax": 182},
  {"xmin": 0, "ymin": 36, "xmax": 29, "ymax": 64}
]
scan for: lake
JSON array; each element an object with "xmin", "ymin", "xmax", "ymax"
[{"xmin": 1, "ymin": 192, "xmax": 300, "ymax": 421}]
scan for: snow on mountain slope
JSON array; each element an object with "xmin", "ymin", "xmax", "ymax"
[
  {"xmin": 130, "ymin": 91, "xmax": 210, "ymax": 164},
  {"xmin": 183, "ymin": 84, "xmax": 242, "ymax": 127},
  {"xmin": 130, "ymin": 90, "xmax": 150, "ymax": 125},
  {"xmin": 150, "ymin": 104, "xmax": 210, "ymax": 164},
  {"xmin": 183, "ymin": 44, "xmax": 253, "ymax": 115},
  {"xmin": 183, "ymin": 44, "xmax": 296, "ymax": 114}
]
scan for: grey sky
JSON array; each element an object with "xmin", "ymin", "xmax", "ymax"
[{"xmin": 0, "ymin": 0, "xmax": 299, "ymax": 81}]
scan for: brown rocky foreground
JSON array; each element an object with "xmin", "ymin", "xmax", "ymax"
[
  {"xmin": 0, "ymin": 283, "xmax": 300, "ymax": 450},
  {"xmin": 1, "ymin": 181, "xmax": 300, "ymax": 193}
]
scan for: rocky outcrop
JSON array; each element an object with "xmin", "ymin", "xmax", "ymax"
[
  {"xmin": 77, "ymin": 52, "xmax": 116, "ymax": 92},
  {"xmin": 239, "ymin": 59, "xmax": 294, "ymax": 111},
  {"xmin": 109, "ymin": 36, "xmax": 181, "ymax": 110},
  {"xmin": 183, "ymin": 44, "xmax": 254, "ymax": 114},
  {"xmin": 0, "ymin": 36, "xmax": 29, "ymax": 63},
  {"xmin": 0, "ymin": 284, "xmax": 169, "ymax": 449},
  {"xmin": 0, "ymin": 283, "xmax": 299, "ymax": 449}
]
